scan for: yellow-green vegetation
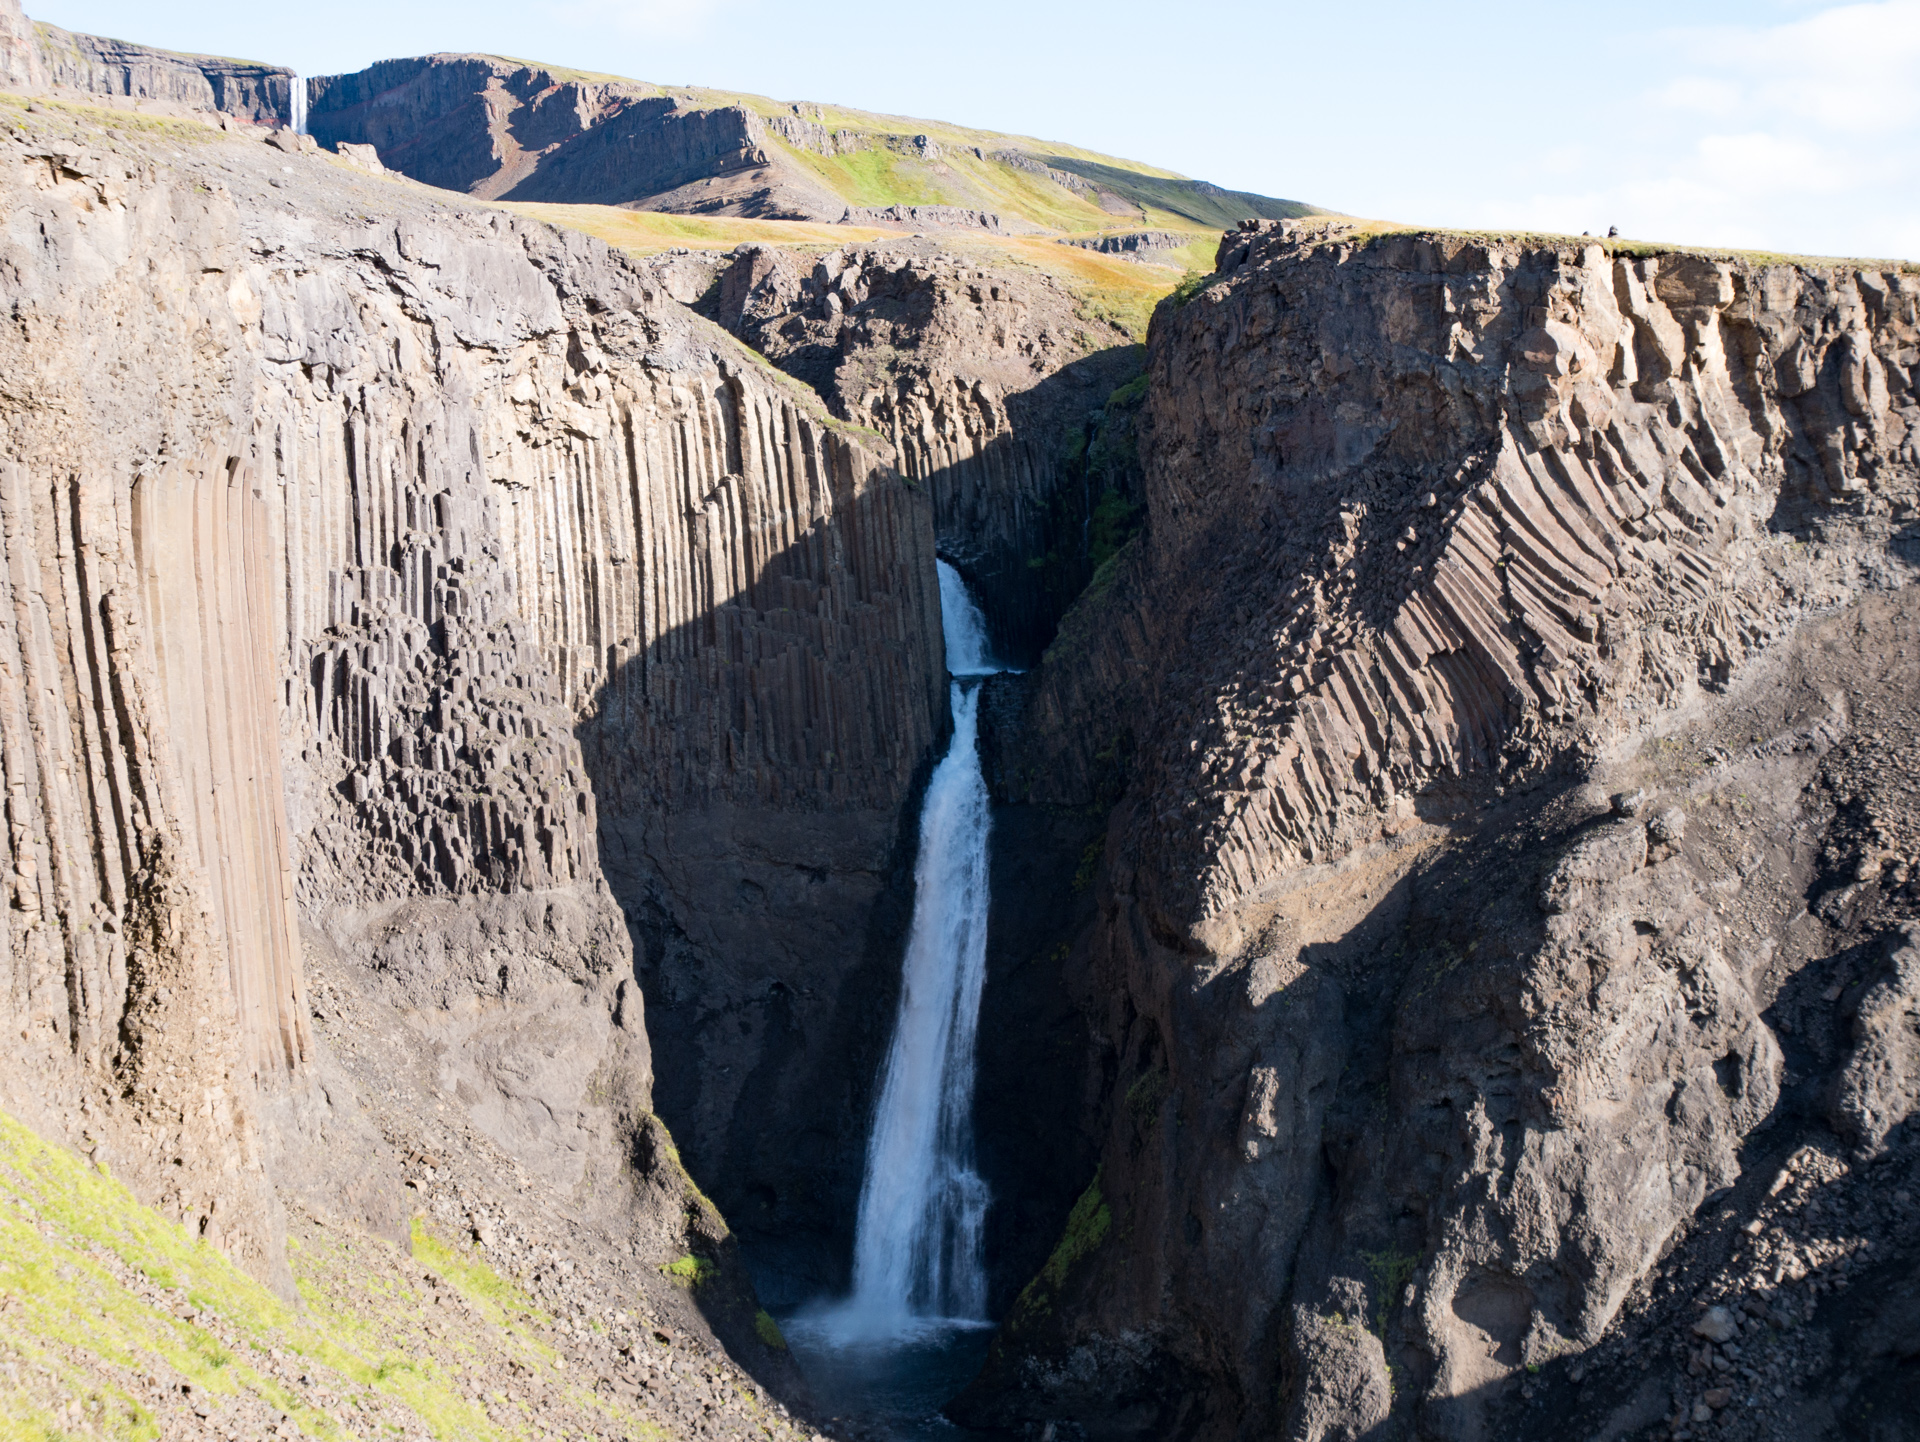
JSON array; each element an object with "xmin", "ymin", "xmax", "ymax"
[
  {"xmin": 1008, "ymin": 1169, "xmax": 1111, "ymax": 1330},
  {"xmin": 0, "ymin": 91, "xmax": 223, "ymax": 145},
  {"xmin": 661, "ymin": 1254, "xmax": 717, "ymax": 1288},
  {"xmin": 498, "ymin": 201, "xmax": 899, "ymax": 256},
  {"xmin": 406, "ymin": 1217, "xmax": 549, "ymax": 1334},
  {"xmin": 503, "ymin": 199, "xmax": 1194, "ymax": 342},
  {"xmin": 1361, "ymin": 1249, "xmax": 1419, "ymax": 1335},
  {"xmin": 1125, "ymin": 1066, "xmax": 1171, "ymax": 1130},
  {"xmin": 0, "ymin": 1108, "xmax": 658, "ymax": 1440},
  {"xmin": 775, "ymin": 143, "xmax": 943, "ymax": 209},
  {"xmin": 753, "ymin": 1310, "xmax": 786, "ymax": 1350}
]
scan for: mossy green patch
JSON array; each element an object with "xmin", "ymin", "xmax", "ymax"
[
  {"xmin": 661, "ymin": 1255, "xmax": 717, "ymax": 1288},
  {"xmin": 1007, "ymin": 1170, "xmax": 1111, "ymax": 1331},
  {"xmin": 0, "ymin": 1109, "xmax": 658, "ymax": 1440},
  {"xmin": 1126, "ymin": 1067, "xmax": 1171, "ymax": 1131},
  {"xmin": 408, "ymin": 1218, "xmax": 547, "ymax": 1334},
  {"xmin": 753, "ymin": 1310, "xmax": 786, "ymax": 1350}
]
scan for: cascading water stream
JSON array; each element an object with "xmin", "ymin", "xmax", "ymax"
[
  {"xmin": 290, "ymin": 75, "xmax": 308, "ymax": 135},
  {"xmin": 836, "ymin": 560, "xmax": 1001, "ymax": 1338},
  {"xmin": 796, "ymin": 561, "xmax": 1003, "ymax": 1366}
]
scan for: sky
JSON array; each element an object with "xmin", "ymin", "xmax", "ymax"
[{"xmin": 29, "ymin": 0, "xmax": 1920, "ymax": 259}]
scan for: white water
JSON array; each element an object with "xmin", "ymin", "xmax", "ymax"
[
  {"xmin": 811, "ymin": 560, "xmax": 1003, "ymax": 1345},
  {"xmin": 290, "ymin": 75, "xmax": 307, "ymax": 135}
]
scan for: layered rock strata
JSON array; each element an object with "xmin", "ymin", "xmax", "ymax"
[
  {"xmin": 1060, "ymin": 229, "xmax": 1191, "ymax": 266},
  {"xmin": 0, "ymin": 99, "xmax": 940, "ymax": 1380},
  {"xmin": 711, "ymin": 239, "xmax": 1146, "ymax": 662},
  {"xmin": 308, "ymin": 55, "xmax": 849, "ymax": 219},
  {"xmin": 962, "ymin": 220, "xmax": 1920, "ymax": 1439},
  {"xmin": 0, "ymin": 0, "xmax": 295, "ymax": 125}
]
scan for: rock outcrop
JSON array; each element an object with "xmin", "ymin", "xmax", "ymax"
[
  {"xmin": 307, "ymin": 55, "xmax": 849, "ymax": 219},
  {"xmin": 20, "ymin": 7, "xmax": 294, "ymax": 124},
  {"xmin": 837, "ymin": 203, "xmax": 1040, "ymax": 235},
  {"xmin": 1060, "ymin": 229, "xmax": 1191, "ymax": 265},
  {"xmin": 0, "ymin": 0, "xmax": 40, "ymax": 93},
  {"xmin": 0, "ymin": 94, "xmax": 940, "ymax": 1382},
  {"xmin": 960, "ymin": 219, "xmax": 1920, "ymax": 1439},
  {"xmin": 709, "ymin": 238, "xmax": 1146, "ymax": 662}
]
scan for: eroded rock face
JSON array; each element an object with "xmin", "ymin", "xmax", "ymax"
[
  {"xmin": 0, "ymin": 112, "xmax": 938, "ymax": 1323},
  {"xmin": 712, "ymin": 240, "xmax": 1145, "ymax": 662},
  {"xmin": 960, "ymin": 221, "xmax": 1920, "ymax": 1439},
  {"xmin": 0, "ymin": 0, "xmax": 40, "ymax": 93},
  {"xmin": 28, "ymin": 15, "xmax": 295, "ymax": 124},
  {"xmin": 308, "ymin": 55, "xmax": 848, "ymax": 219}
]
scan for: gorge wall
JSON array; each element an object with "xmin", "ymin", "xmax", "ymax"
[
  {"xmin": 709, "ymin": 238, "xmax": 1147, "ymax": 664},
  {"xmin": 0, "ymin": 90, "xmax": 940, "ymax": 1415},
  {"xmin": 956, "ymin": 220, "xmax": 1920, "ymax": 1440}
]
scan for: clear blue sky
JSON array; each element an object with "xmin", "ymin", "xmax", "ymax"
[{"xmin": 29, "ymin": 0, "xmax": 1920, "ymax": 258}]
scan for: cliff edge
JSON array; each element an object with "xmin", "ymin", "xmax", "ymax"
[{"xmin": 962, "ymin": 220, "xmax": 1920, "ymax": 1441}]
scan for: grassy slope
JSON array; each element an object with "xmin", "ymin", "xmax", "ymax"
[
  {"xmin": 466, "ymin": 54, "xmax": 1320, "ymax": 235},
  {"xmin": 500, "ymin": 201, "xmax": 1193, "ymax": 339},
  {"xmin": 0, "ymin": 1110, "xmax": 668, "ymax": 1441}
]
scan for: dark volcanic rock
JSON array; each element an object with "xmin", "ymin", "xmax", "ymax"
[
  {"xmin": 308, "ymin": 53, "xmax": 848, "ymax": 218},
  {"xmin": 710, "ymin": 239, "xmax": 1147, "ymax": 664},
  {"xmin": 957, "ymin": 219, "xmax": 1920, "ymax": 1440}
]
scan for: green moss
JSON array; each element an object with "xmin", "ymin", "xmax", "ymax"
[
  {"xmin": 0, "ymin": 1108, "xmax": 669, "ymax": 1441},
  {"xmin": 408, "ymin": 1218, "xmax": 549, "ymax": 1334},
  {"xmin": 1007, "ymin": 1170, "xmax": 1111, "ymax": 1330},
  {"xmin": 1163, "ymin": 269, "xmax": 1223, "ymax": 311},
  {"xmin": 1086, "ymin": 488, "xmax": 1141, "ymax": 574},
  {"xmin": 661, "ymin": 1255, "xmax": 717, "ymax": 1288},
  {"xmin": 753, "ymin": 1310, "xmax": 786, "ymax": 1350},
  {"xmin": 1106, "ymin": 374, "xmax": 1149, "ymax": 409},
  {"xmin": 1361, "ymin": 1249, "xmax": 1419, "ymax": 1335},
  {"xmin": 1126, "ymin": 1067, "xmax": 1171, "ymax": 1130}
]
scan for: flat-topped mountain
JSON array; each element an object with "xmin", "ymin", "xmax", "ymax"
[{"xmin": 307, "ymin": 52, "xmax": 1318, "ymax": 232}]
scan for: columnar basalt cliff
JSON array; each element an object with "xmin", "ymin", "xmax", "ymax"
[
  {"xmin": 0, "ymin": 95, "xmax": 938, "ymax": 1430},
  {"xmin": 712, "ymin": 240, "xmax": 1146, "ymax": 662},
  {"xmin": 0, "ymin": 0, "xmax": 294, "ymax": 125},
  {"xmin": 30, "ymin": 23, "xmax": 295, "ymax": 124},
  {"xmin": 962, "ymin": 221, "xmax": 1920, "ymax": 1439}
]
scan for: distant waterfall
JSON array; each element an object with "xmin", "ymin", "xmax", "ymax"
[
  {"xmin": 290, "ymin": 75, "xmax": 307, "ymax": 135},
  {"xmin": 834, "ymin": 560, "xmax": 1001, "ymax": 1338}
]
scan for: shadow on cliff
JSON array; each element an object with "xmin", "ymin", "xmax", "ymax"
[
  {"xmin": 920, "ymin": 343, "xmax": 1148, "ymax": 670},
  {"xmin": 556, "ymin": 474, "xmax": 949, "ymax": 1399}
]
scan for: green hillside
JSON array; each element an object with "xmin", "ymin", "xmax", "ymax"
[{"xmin": 485, "ymin": 58, "xmax": 1324, "ymax": 236}]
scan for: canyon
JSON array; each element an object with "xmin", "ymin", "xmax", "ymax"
[{"xmin": 0, "ymin": 5, "xmax": 1917, "ymax": 1441}]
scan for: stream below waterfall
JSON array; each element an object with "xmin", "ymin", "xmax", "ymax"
[{"xmin": 784, "ymin": 560, "xmax": 1006, "ymax": 1439}]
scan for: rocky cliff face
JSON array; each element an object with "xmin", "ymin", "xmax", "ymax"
[
  {"xmin": 0, "ymin": 0, "xmax": 39, "ymax": 93},
  {"xmin": 711, "ymin": 239, "xmax": 1146, "ymax": 663},
  {"xmin": 961, "ymin": 220, "xmax": 1920, "ymax": 1440},
  {"xmin": 0, "ymin": 96, "xmax": 938, "ymax": 1417},
  {"xmin": 2, "ymin": 0, "xmax": 294, "ymax": 125},
  {"xmin": 308, "ymin": 55, "xmax": 848, "ymax": 219}
]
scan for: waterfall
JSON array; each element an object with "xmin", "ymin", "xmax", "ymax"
[
  {"xmin": 829, "ymin": 560, "xmax": 1001, "ymax": 1341},
  {"xmin": 290, "ymin": 75, "xmax": 307, "ymax": 135}
]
